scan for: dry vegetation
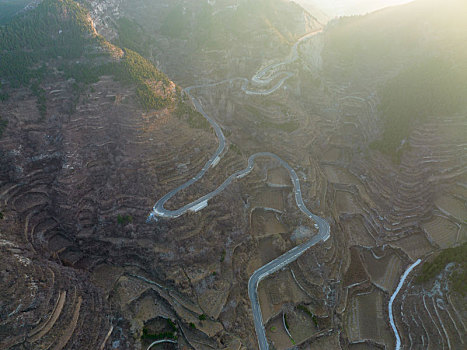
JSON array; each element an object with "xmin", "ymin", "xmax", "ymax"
[{"xmin": 0, "ymin": 0, "xmax": 466, "ymax": 349}]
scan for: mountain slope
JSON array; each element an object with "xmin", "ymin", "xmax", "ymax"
[
  {"xmin": 294, "ymin": 0, "xmax": 416, "ymax": 17},
  {"xmin": 291, "ymin": 2, "xmax": 467, "ymax": 348},
  {"xmin": 114, "ymin": 0, "xmax": 322, "ymax": 83},
  {"xmin": 319, "ymin": 0, "xmax": 467, "ymax": 157},
  {"xmin": 0, "ymin": 1, "xmax": 221, "ymax": 348},
  {"xmin": 0, "ymin": 0, "xmax": 31, "ymax": 24}
]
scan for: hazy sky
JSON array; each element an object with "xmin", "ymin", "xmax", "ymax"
[{"xmin": 295, "ymin": 0, "xmax": 416, "ymax": 18}]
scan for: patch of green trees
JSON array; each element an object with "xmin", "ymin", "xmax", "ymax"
[
  {"xmin": 0, "ymin": 0, "xmax": 198, "ymax": 125},
  {"xmin": 117, "ymin": 214, "xmax": 133, "ymax": 225},
  {"xmin": 114, "ymin": 17, "xmax": 152, "ymax": 56},
  {"xmin": 31, "ymin": 82, "xmax": 47, "ymax": 119},
  {"xmin": 175, "ymin": 100, "xmax": 211, "ymax": 131},
  {"xmin": 416, "ymin": 242, "xmax": 467, "ymax": 296},
  {"xmin": 114, "ymin": 49, "xmax": 171, "ymax": 110},
  {"xmin": 0, "ymin": 0, "xmax": 96, "ymax": 86}
]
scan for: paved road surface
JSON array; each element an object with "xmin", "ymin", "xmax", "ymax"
[{"xmin": 148, "ymin": 29, "xmax": 328, "ymax": 350}]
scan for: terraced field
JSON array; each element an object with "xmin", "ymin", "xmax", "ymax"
[
  {"xmin": 1, "ymin": 0, "xmax": 466, "ymax": 349},
  {"xmin": 398, "ymin": 275, "xmax": 467, "ymax": 350},
  {"xmin": 0, "ymin": 69, "xmax": 248, "ymax": 347},
  {"xmin": 0, "ymin": 240, "xmax": 111, "ymax": 349},
  {"xmin": 345, "ymin": 289, "xmax": 394, "ymax": 347},
  {"xmin": 422, "ymin": 215, "xmax": 460, "ymax": 249},
  {"xmin": 362, "ymin": 248, "xmax": 402, "ymax": 292}
]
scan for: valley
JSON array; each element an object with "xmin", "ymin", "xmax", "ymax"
[{"xmin": 0, "ymin": 0, "xmax": 466, "ymax": 349}]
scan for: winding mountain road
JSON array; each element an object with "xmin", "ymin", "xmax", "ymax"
[{"xmin": 148, "ymin": 29, "xmax": 329, "ymax": 350}]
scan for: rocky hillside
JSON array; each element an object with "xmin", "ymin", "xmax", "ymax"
[
  {"xmin": 1, "ymin": 0, "xmax": 465, "ymax": 349},
  {"xmin": 0, "ymin": 0, "xmax": 222, "ymax": 348},
  {"xmin": 288, "ymin": 1, "xmax": 467, "ymax": 347},
  {"xmin": 101, "ymin": 0, "xmax": 322, "ymax": 84}
]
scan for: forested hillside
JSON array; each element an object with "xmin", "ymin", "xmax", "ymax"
[
  {"xmin": 0, "ymin": 1, "xmax": 214, "ymax": 348},
  {"xmin": 322, "ymin": 0, "xmax": 467, "ymax": 158},
  {"xmin": 0, "ymin": 0, "xmax": 97, "ymax": 85},
  {"xmin": 0, "ymin": 0, "xmax": 30, "ymax": 24},
  {"xmin": 372, "ymin": 58, "xmax": 467, "ymax": 157},
  {"xmin": 0, "ymin": 0, "xmax": 205, "ymax": 114},
  {"xmin": 417, "ymin": 243, "xmax": 467, "ymax": 296}
]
